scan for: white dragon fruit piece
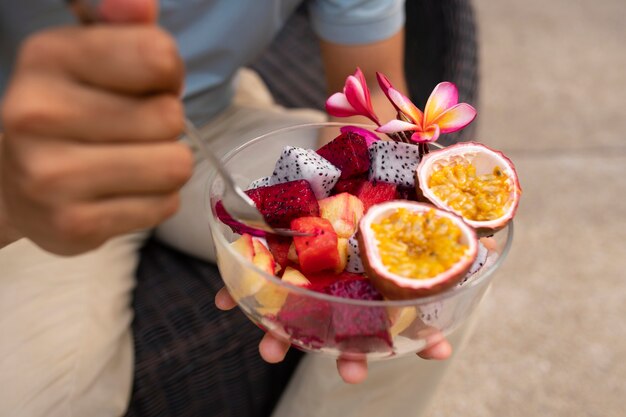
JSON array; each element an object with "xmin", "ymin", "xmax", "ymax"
[
  {"xmin": 457, "ymin": 241, "xmax": 489, "ymax": 287},
  {"xmin": 368, "ymin": 141, "xmax": 422, "ymax": 188},
  {"xmin": 270, "ymin": 146, "xmax": 341, "ymax": 199},
  {"xmin": 247, "ymin": 176, "xmax": 271, "ymax": 190},
  {"xmin": 345, "ymin": 234, "xmax": 364, "ymax": 273}
]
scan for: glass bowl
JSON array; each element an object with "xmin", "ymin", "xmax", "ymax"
[{"xmin": 206, "ymin": 122, "xmax": 513, "ymax": 361}]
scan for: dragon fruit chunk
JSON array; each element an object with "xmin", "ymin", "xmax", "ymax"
[
  {"xmin": 215, "ymin": 201, "xmax": 266, "ymax": 237},
  {"xmin": 368, "ymin": 140, "xmax": 422, "ymax": 188},
  {"xmin": 247, "ymin": 176, "xmax": 271, "ymax": 190},
  {"xmin": 324, "ymin": 278, "xmax": 392, "ymax": 352},
  {"xmin": 316, "ymin": 132, "xmax": 370, "ymax": 179},
  {"xmin": 270, "ymin": 146, "xmax": 341, "ymax": 199},
  {"xmin": 340, "ymin": 125, "xmax": 380, "ymax": 146},
  {"xmin": 458, "ymin": 241, "xmax": 488, "ymax": 286},
  {"xmin": 332, "ymin": 176, "xmax": 367, "ymax": 196},
  {"xmin": 277, "ymin": 294, "xmax": 332, "ymax": 349},
  {"xmin": 355, "ymin": 181, "xmax": 397, "ymax": 212},
  {"xmin": 245, "ymin": 180, "xmax": 319, "ymax": 228},
  {"xmin": 345, "ymin": 234, "xmax": 364, "ymax": 273}
]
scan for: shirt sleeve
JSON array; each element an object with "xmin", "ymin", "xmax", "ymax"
[{"xmin": 307, "ymin": 0, "xmax": 405, "ymax": 45}]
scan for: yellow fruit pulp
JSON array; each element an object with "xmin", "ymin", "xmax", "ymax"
[
  {"xmin": 428, "ymin": 161, "xmax": 511, "ymax": 221},
  {"xmin": 371, "ymin": 209, "xmax": 468, "ymax": 279}
]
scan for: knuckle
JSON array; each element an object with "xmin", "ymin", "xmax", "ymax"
[
  {"xmin": 160, "ymin": 193, "xmax": 181, "ymax": 220},
  {"xmin": 140, "ymin": 29, "xmax": 181, "ymax": 86},
  {"xmin": 18, "ymin": 31, "xmax": 68, "ymax": 68},
  {"xmin": 20, "ymin": 155, "xmax": 71, "ymax": 200},
  {"xmin": 163, "ymin": 144, "xmax": 194, "ymax": 186},
  {"xmin": 154, "ymin": 96, "xmax": 185, "ymax": 136},
  {"xmin": 52, "ymin": 206, "xmax": 96, "ymax": 243},
  {"xmin": 1, "ymin": 89, "xmax": 58, "ymax": 134}
]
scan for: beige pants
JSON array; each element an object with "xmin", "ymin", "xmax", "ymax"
[{"xmin": 0, "ymin": 70, "xmax": 473, "ymax": 417}]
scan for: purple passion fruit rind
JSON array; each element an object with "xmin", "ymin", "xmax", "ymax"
[
  {"xmin": 416, "ymin": 142, "xmax": 521, "ymax": 236},
  {"xmin": 358, "ymin": 201, "xmax": 478, "ymax": 299}
]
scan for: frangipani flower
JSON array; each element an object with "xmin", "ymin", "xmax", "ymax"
[
  {"xmin": 376, "ymin": 73, "xmax": 476, "ymax": 143},
  {"xmin": 326, "ymin": 68, "xmax": 380, "ymax": 125}
]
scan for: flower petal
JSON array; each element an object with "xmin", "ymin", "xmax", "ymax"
[
  {"xmin": 431, "ymin": 103, "xmax": 477, "ymax": 134},
  {"xmin": 376, "ymin": 119, "xmax": 420, "ymax": 134},
  {"xmin": 376, "ymin": 71, "xmax": 393, "ymax": 92},
  {"xmin": 424, "ymin": 82, "xmax": 459, "ymax": 126},
  {"xmin": 410, "ymin": 124, "xmax": 440, "ymax": 143},
  {"xmin": 325, "ymin": 92, "xmax": 358, "ymax": 117},
  {"xmin": 354, "ymin": 67, "xmax": 372, "ymax": 106},
  {"xmin": 340, "ymin": 125, "xmax": 380, "ymax": 146},
  {"xmin": 344, "ymin": 76, "xmax": 379, "ymax": 123},
  {"xmin": 388, "ymin": 89, "xmax": 424, "ymax": 125}
]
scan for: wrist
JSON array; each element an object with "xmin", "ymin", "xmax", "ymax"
[{"xmin": 0, "ymin": 133, "xmax": 22, "ymax": 248}]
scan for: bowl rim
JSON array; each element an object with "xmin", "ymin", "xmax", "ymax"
[{"xmin": 206, "ymin": 122, "xmax": 514, "ymax": 307}]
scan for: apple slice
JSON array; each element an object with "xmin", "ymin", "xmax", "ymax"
[
  {"xmin": 318, "ymin": 192, "xmax": 364, "ymax": 238},
  {"xmin": 229, "ymin": 234, "xmax": 277, "ymax": 300},
  {"xmin": 257, "ymin": 267, "xmax": 311, "ymax": 315}
]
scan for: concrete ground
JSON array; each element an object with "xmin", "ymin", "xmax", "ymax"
[{"xmin": 424, "ymin": 1, "xmax": 626, "ymax": 416}]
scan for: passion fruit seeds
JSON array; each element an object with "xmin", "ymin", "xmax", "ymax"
[
  {"xmin": 371, "ymin": 208, "xmax": 469, "ymax": 279},
  {"xmin": 428, "ymin": 161, "xmax": 511, "ymax": 222},
  {"xmin": 417, "ymin": 142, "xmax": 521, "ymax": 234},
  {"xmin": 359, "ymin": 202, "xmax": 478, "ymax": 299}
]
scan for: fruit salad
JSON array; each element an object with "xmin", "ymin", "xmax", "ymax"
[{"xmin": 212, "ymin": 69, "xmax": 520, "ymax": 355}]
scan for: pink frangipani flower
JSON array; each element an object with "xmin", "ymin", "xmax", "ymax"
[
  {"xmin": 376, "ymin": 74, "xmax": 476, "ymax": 143},
  {"xmin": 325, "ymin": 68, "xmax": 380, "ymax": 125}
]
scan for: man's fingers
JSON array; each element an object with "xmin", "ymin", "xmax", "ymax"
[
  {"xmin": 4, "ymin": 138, "xmax": 192, "ymax": 202},
  {"xmin": 214, "ymin": 287, "xmax": 237, "ymax": 311},
  {"xmin": 417, "ymin": 337, "xmax": 453, "ymax": 360},
  {"xmin": 99, "ymin": 0, "xmax": 159, "ymax": 23},
  {"xmin": 69, "ymin": 193, "xmax": 181, "ymax": 241},
  {"xmin": 259, "ymin": 333, "xmax": 290, "ymax": 364},
  {"xmin": 337, "ymin": 358, "xmax": 368, "ymax": 384},
  {"xmin": 3, "ymin": 75, "xmax": 184, "ymax": 143},
  {"xmin": 18, "ymin": 26, "xmax": 183, "ymax": 95}
]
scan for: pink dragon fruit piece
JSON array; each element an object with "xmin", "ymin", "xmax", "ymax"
[
  {"xmin": 317, "ymin": 131, "xmax": 371, "ymax": 179},
  {"xmin": 324, "ymin": 278, "xmax": 392, "ymax": 352},
  {"xmin": 332, "ymin": 176, "xmax": 367, "ymax": 196},
  {"xmin": 340, "ymin": 125, "xmax": 380, "ymax": 147},
  {"xmin": 215, "ymin": 201, "xmax": 266, "ymax": 237},
  {"xmin": 277, "ymin": 294, "xmax": 333, "ymax": 349},
  {"xmin": 248, "ymin": 180, "xmax": 320, "ymax": 228}
]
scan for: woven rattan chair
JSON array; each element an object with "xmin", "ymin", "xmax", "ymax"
[{"xmin": 124, "ymin": 2, "xmax": 479, "ymax": 416}]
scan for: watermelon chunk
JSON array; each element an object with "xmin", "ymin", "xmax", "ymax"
[
  {"xmin": 355, "ymin": 181, "xmax": 397, "ymax": 212},
  {"xmin": 291, "ymin": 217, "xmax": 340, "ymax": 274}
]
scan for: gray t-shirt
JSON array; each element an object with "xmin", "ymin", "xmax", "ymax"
[{"xmin": 0, "ymin": 0, "xmax": 404, "ymax": 125}]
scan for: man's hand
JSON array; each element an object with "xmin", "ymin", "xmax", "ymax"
[
  {"xmin": 0, "ymin": 0, "xmax": 192, "ymax": 255},
  {"xmin": 215, "ymin": 287, "xmax": 452, "ymax": 384}
]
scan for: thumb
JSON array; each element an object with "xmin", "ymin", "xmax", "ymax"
[
  {"xmin": 69, "ymin": 0, "xmax": 158, "ymax": 24},
  {"xmin": 99, "ymin": 0, "xmax": 158, "ymax": 23}
]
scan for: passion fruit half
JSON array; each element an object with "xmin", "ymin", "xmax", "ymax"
[
  {"xmin": 358, "ymin": 201, "xmax": 478, "ymax": 299},
  {"xmin": 416, "ymin": 142, "xmax": 521, "ymax": 235}
]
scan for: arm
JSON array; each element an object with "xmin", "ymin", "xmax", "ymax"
[
  {"xmin": 0, "ymin": 134, "xmax": 23, "ymax": 248},
  {"xmin": 321, "ymin": 29, "xmax": 409, "ymax": 129},
  {"xmin": 0, "ymin": 0, "xmax": 191, "ymax": 256}
]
